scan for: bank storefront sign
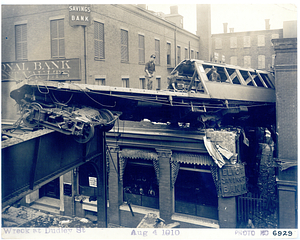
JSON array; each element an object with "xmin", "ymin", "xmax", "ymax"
[{"xmin": 2, "ymin": 58, "xmax": 81, "ymax": 81}]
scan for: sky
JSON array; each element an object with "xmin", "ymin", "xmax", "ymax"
[{"xmin": 147, "ymin": 3, "xmax": 298, "ymax": 34}]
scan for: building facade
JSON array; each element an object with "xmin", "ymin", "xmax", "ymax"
[
  {"xmin": 211, "ymin": 22, "xmax": 283, "ymax": 70},
  {"xmin": 2, "ymin": 4, "xmax": 208, "ymax": 122}
]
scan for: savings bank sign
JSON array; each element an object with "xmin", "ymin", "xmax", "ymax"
[{"xmin": 69, "ymin": 5, "xmax": 91, "ymax": 27}]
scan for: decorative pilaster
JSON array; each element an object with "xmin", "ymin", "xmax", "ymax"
[
  {"xmin": 107, "ymin": 145, "xmax": 121, "ymax": 226},
  {"xmin": 156, "ymin": 149, "xmax": 173, "ymax": 223}
]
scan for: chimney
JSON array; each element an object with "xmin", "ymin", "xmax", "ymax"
[
  {"xmin": 230, "ymin": 28, "xmax": 234, "ymax": 33},
  {"xmin": 265, "ymin": 19, "xmax": 270, "ymax": 30},
  {"xmin": 223, "ymin": 23, "xmax": 228, "ymax": 33},
  {"xmin": 170, "ymin": 5, "xmax": 178, "ymax": 14}
]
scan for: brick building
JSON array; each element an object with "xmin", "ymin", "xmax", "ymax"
[
  {"xmin": 2, "ymin": 4, "xmax": 210, "ymax": 122},
  {"xmin": 211, "ymin": 20, "xmax": 283, "ymax": 70}
]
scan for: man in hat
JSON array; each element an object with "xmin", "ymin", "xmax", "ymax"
[{"xmin": 145, "ymin": 54, "xmax": 156, "ymax": 90}]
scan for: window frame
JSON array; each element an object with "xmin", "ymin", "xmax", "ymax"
[
  {"xmin": 15, "ymin": 24, "xmax": 28, "ymax": 60},
  {"xmin": 94, "ymin": 21, "xmax": 105, "ymax": 60},
  {"xmin": 121, "ymin": 29, "xmax": 129, "ymax": 62},
  {"xmin": 50, "ymin": 19, "xmax": 65, "ymax": 59},
  {"xmin": 138, "ymin": 34, "xmax": 145, "ymax": 64}
]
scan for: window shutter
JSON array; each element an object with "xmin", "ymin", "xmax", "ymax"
[
  {"xmin": 94, "ymin": 22, "xmax": 104, "ymax": 59},
  {"xmin": 121, "ymin": 30, "xmax": 128, "ymax": 61},
  {"xmin": 138, "ymin": 35, "xmax": 145, "ymax": 63},
  {"xmin": 15, "ymin": 24, "xmax": 27, "ymax": 60}
]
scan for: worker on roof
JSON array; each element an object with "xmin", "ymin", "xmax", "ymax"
[{"xmin": 145, "ymin": 54, "xmax": 156, "ymax": 90}]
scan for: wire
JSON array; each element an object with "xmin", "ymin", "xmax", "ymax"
[{"xmin": 71, "ymin": 83, "xmax": 117, "ymax": 108}]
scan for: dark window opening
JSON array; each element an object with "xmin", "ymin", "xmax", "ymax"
[
  {"xmin": 123, "ymin": 160, "xmax": 159, "ymax": 209},
  {"xmin": 175, "ymin": 168, "xmax": 218, "ymax": 220}
]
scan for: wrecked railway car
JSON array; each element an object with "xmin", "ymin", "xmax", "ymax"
[{"xmin": 9, "ymin": 59, "xmax": 276, "ymax": 143}]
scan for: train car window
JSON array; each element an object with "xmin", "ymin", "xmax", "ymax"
[
  {"xmin": 226, "ymin": 68, "xmax": 240, "ymax": 85},
  {"xmin": 260, "ymin": 73, "xmax": 274, "ymax": 88},
  {"xmin": 240, "ymin": 70, "xmax": 254, "ymax": 86},
  {"xmin": 249, "ymin": 72, "xmax": 264, "ymax": 87}
]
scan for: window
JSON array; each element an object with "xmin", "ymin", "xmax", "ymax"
[
  {"xmin": 123, "ymin": 160, "xmax": 159, "ymax": 209},
  {"xmin": 244, "ymin": 56, "xmax": 251, "ymax": 68},
  {"xmin": 50, "ymin": 19, "xmax": 65, "ymax": 58},
  {"xmin": 230, "ymin": 37, "xmax": 237, "ymax": 48},
  {"xmin": 15, "ymin": 24, "xmax": 27, "ymax": 60},
  {"xmin": 258, "ymin": 55, "xmax": 265, "ymax": 69},
  {"xmin": 230, "ymin": 56, "xmax": 237, "ymax": 66},
  {"xmin": 257, "ymin": 35, "xmax": 265, "ymax": 47},
  {"xmin": 196, "ymin": 51, "xmax": 199, "ymax": 60},
  {"xmin": 177, "ymin": 46, "xmax": 181, "ymax": 64},
  {"xmin": 156, "ymin": 78, "xmax": 161, "ymax": 90},
  {"xmin": 244, "ymin": 36, "xmax": 251, "ymax": 48},
  {"xmin": 155, "ymin": 39, "xmax": 160, "ymax": 65},
  {"xmin": 121, "ymin": 29, "xmax": 129, "ymax": 62},
  {"xmin": 185, "ymin": 48, "xmax": 188, "ymax": 59},
  {"xmin": 140, "ymin": 78, "xmax": 146, "ymax": 89},
  {"xmin": 191, "ymin": 50, "xmax": 194, "ymax": 59},
  {"xmin": 167, "ymin": 42, "xmax": 171, "ymax": 65},
  {"xmin": 122, "ymin": 78, "xmax": 129, "ymax": 88},
  {"xmin": 95, "ymin": 76, "xmax": 106, "ymax": 85},
  {"xmin": 94, "ymin": 21, "xmax": 105, "ymax": 59},
  {"xmin": 215, "ymin": 38, "xmax": 222, "ymax": 50},
  {"xmin": 138, "ymin": 34, "xmax": 145, "ymax": 63}
]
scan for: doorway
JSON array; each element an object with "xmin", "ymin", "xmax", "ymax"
[{"xmin": 39, "ymin": 178, "xmax": 60, "ymax": 199}]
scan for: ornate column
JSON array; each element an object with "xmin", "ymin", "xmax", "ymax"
[
  {"xmin": 156, "ymin": 149, "xmax": 173, "ymax": 223},
  {"xmin": 272, "ymin": 38, "xmax": 297, "ymax": 228},
  {"xmin": 107, "ymin": 145, "xmax": 121, "ymax": 226}
]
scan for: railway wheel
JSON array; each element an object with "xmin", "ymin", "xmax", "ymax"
[
  {"xmin": 73, "ymin": 123, "xmax": 95, "ymax": 144},
  {"xmin": 22, "ymin": 102, "xmax": 42, "ymax": 128}
]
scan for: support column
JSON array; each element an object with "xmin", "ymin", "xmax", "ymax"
[
  {"xmin": 156, "ymin": 149, "xmax": 173, "ymax": 223},
  {"xmin": 96, "ymin": 129, "xmax": 108, "ymax": 228},
  {"xmin": 107, "ymin": 145, "xmax": 121, "ymax": 226}
]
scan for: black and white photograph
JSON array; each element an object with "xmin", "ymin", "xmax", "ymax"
[{"xmin": 1, "ymin": 2, "xmax": 298, "ymax": 239}]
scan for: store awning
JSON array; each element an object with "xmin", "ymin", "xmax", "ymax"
[
  {"xmin": 119, "ymin": 148, "xmax": 158, "ymax": 161},
  {"xmin": 172, "ymin": 152, "xmax": 214, "ymax": 166}
]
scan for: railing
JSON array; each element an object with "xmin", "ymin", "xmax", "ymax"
[{"xmin": 237, "ymin": 192, "xmax": 267, "ymax": 227}]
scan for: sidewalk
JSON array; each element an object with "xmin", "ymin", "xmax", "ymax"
[{"xmin": 1, "ymin": 206, "xmax": 121, "ymax": 228}]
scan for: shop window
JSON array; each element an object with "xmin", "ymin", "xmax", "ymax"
[
  {"xmin": 50, "ymin": 19, "xmax": 65, "ymax": 58},
  {"xmin": 175, "ymin": 164, "xmax": 218, "ymax": 220},
  {"xmin": 15, "ymin": 24, "xmax": 27, "ymax": 60},
  {"xmin": 155, "ymin": 39, "xmax": 160, "ymax": 65},
  {"xmin": 123, "ymin": 160, "xmax": 159, "ymax": 209},
  {"xmin": 94, "ymin": 21, "xmax": 105, "ymax": 60}
]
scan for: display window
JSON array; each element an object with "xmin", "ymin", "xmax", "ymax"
[
  {"xmin": 123, "ymin": 160, "xmax": 159, "ymax": 209},
  {"xmin": 175, "ymin": 163, "xmax": 218, "ymax": 220}
]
